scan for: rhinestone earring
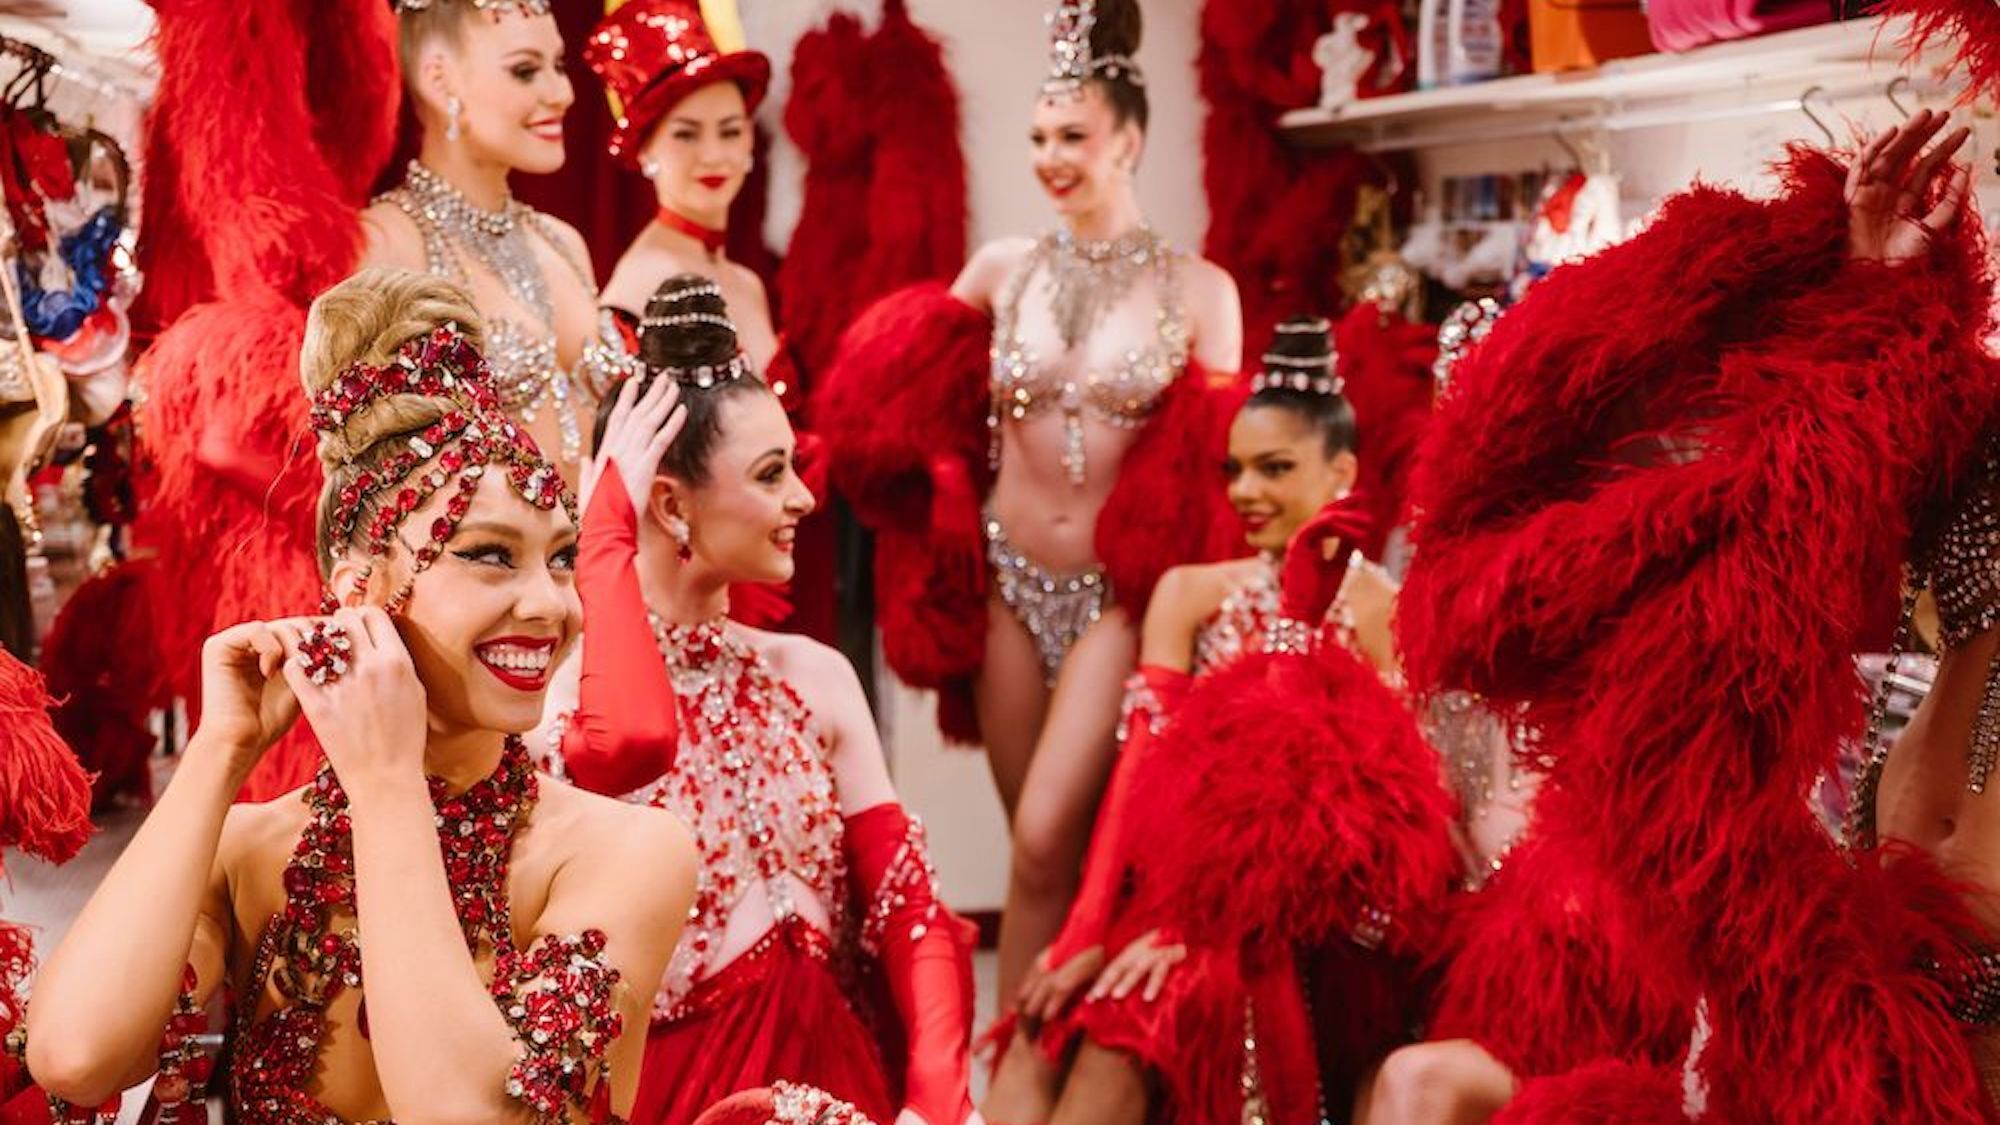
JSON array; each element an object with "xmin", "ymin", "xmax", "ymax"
[
  {"xmin": 667, "ymin": 516, "xmax": 693, "ymax": 563},
  {"xmin": 445, "ymin": 95, "xmax": 463, "ymax": 142},
  {"xmin": 640, "ymin": 156, "xmax": 662, "ymax": 179}
]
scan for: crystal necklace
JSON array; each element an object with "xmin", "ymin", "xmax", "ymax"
[
  {"xmin": 394, "ymin": 161, "xmax": 553, "ymax": 329},
  {"xmin": 1046, "ymin": 223, "xmax": 1163, "ymax": 350}
]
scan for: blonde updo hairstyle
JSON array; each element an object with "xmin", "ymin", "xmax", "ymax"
[{"xmin": 301, "ymin": 267, "xmax": 486, "ymax": 578}]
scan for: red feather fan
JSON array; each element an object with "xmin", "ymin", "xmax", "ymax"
[
  {"xmin": 1129, "ymin": 643, "xmax": 1459, "ymax": 956},
  {"xmin": 0, "ymin": 645, "xmax": 92, "ymax": 871},
  {"xmin": 1888, "ymin": 0, "xmax": 2000, "ymax": 104},
  {"xmin": 1400, "ymin": 150, "xmax": 2000, "ymax": 1120},
  {"xmin": 854, "ymin": 0, "xmax": 969, "ymax": 306},
  {"xmin": 133, "ymin": 1, "xmax": 400, "ymax": 801}
]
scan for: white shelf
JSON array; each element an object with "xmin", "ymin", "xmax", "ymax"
[{"xmin": 1279, "ymin": 18, "xmax": 1947, "ymax": 151}]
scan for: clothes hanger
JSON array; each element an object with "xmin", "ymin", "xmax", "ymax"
[
  {"xmin": 1798, "ymin": 85, "xmax": 1837, "ymax": 148},
  {"xmin": 1886, "ymin": 75, "xmax": 1914, "ymax": 121}
]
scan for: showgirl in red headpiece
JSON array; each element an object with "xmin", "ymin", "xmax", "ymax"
[
  {"xmin": 814, "ymin": 0, "xmax": 1247, "ymax": 1016},
  {"xmin": 21, "ymin": 268, "xmax": 693, "ymax": 1123},
  {"xmin": 557, "ymin": 275, "xmax": 979, "ymax": 1125},
  {"xmin": 1380, "ymin": 112, "xmax": 2000, "ymax": 1122},
  {"xmin": 980, "ymin": 316, "xmax": 1458, "ymax": 1124}
]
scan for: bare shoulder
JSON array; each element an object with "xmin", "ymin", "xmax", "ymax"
[
  {"xmin": 746, "ymin": 627, "xmax": 859, "ymax": 693},
  {"xmin": 536, "ymin": 212, "xmax": 593, "ymax": 267},
  {"xmin": 725, "ymin": 260, "xmax": 769, "ymax": 300},
  {"xmin": 952, "ymin": 236, "xmax": 1037, "ymax": 308},
  {"xmin": 537, "ymin": 778, "xmax": 694, "ymax": 874},
  {"xmin": 1347, "ymin": 562, "xmax": 1400, "ymax": 619},
  {"xmin": 220, "ymin": 786, "xmax": 308, "ymax": 860},
  {"xmin": 358, "ymin": 201, "xmax": 425, "ymax": 271},
  {"xmin": 1178, "ymin": 252, "xmax": 1239, "ymax": 301},
  {"xmin": 1154, "ymin": 557, "xmax": 1258, "ymax": 623}
]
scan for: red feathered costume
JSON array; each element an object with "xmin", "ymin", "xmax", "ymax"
[
  {"xmin": 1199, "ymin": 0, "xmax": 1381, "ymax": 362},
  {"xmin": 0, "ymin": 647, "xmax": 95, "ymax": 1113},
  {"xmin": 778, "ymin": 0, "xmax": 967, "ymax": 381},
  {"xmin": 129, "ymin": 0, "xmax": 400, "ymax": 801},
  {"xmin": 811, "ymin": 286, "xmax": 1242, "ymax": 743},
  {"xmin": 1889, "ymin": 0, "xmax": 2000, "ymax": 104},
  {"xmin": 1080, "ymin": 641, "xmax": 1459, "ymax": 1123},
  {"xmin": 1399, "ymin": 149, "xmax": 2000, "ymax": 1121}
]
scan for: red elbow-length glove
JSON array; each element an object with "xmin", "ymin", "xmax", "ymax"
[
  {"xmin": 846, "ymin": 803, "xmax": 976, "ymax": 1125},
  {"xmin": 560, "ymin": 470, "xmax": 681, "ymax": 794}
]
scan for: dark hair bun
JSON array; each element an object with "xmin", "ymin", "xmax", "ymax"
[
  {"xmin": 1089, "ymin": 0, "xmax": 1143, "ymax": 57},
  {"xmin": 639, "ymin": 273, "xmax": 739, "ymax": 373},
  {"xmin": 1267, "ymin": 315, "xmax": 1332, "ymax": 371}
]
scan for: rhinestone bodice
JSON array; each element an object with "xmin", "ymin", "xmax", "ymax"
[
  {"xmin": 1192, "ymin": 560, "xmax": 1282, "ymax": 676},
  {"xmin": 989, "ymin": 227, "xmax": 1189, "ymax": 485},
  {"xmin": 1921, "ymin": 438, "xmax": 2000, "ymax": 651},
  {"xmin": 632, "ymin": 617, "xmax": 848, "ymax": 1020},
  {"xmin": 377, "ymin": 162, "xmax": 600, "ymax": 465}
]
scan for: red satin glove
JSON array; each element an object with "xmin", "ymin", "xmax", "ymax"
[
  {"xmin": 846, "ymin": 803, "xmax": 976, "ymax": 1125},
  {"xmin": 560, "ymin": 470, "xmax": 681, "ymax": 794},
  {"xmin": 1046, "ymin": 665, "xmax": 1192, "ymax": 971},
  {"xmin": 1280, "ymin": 494, "xmax": 1374, "ymax": 624}
]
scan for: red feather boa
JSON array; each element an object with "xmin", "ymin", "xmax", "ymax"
[
  {"xmin": 1199, "ymin": 0, "xmax": 1380, "ymax": 361},
  {"xmin": 779, "ymin": 2, "xmax": 967, "ymax": 382},
  {"xmin": 815, "ymin": 286, "xmax": 1242, "ymax": 743},
  {"xmin": 1889, "ymin": 0, "xmax": 2000, "ymax": 104},
  {"xmin": 1401, "ymin": 149, "xmax": 2000, "ymax": 1119},
  {"xmin": 134, "ymin": 1, "xmax": 399, "ymax": 800}
]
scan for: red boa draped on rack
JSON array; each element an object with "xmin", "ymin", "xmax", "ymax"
[
  {"xmin": 1199, "ymin": 0, "xmax": 1379, "ymax": 361},
  {"xmin": 1399, "ymin": 149, "xmax": 2000, "ymax": 1121},
  {"xmin": 123, "ymin": 0, "xmax": 401, "ymax": 800}
]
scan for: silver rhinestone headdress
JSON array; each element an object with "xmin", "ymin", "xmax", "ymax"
[
  {"xmin": 1042, "ymin": 0, "xmax": 1145, "ymax": 101},
  {"xmin": 661, "ymin": 352, "xmax": 756, "ymax": 390},
  {"xmin": 1432, "ymin": 298, "xmax": 1504, "ymax": 393},
  {"xmin": 392, "ymin": 0, "xmax": 553, "ymax": 14},
  {"xmin": 1252, "ymin": 317, "xmax": 1342, "ymax": 396}
]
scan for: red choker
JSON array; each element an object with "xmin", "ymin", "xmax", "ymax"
[{"xmin": 656, "ymin": 206, "xmax": 727, "ymax": 258}]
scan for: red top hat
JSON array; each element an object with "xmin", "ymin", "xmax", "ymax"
[{"xmin": 585, "ymin": 0, "xmax": 771, "ymax": 168}]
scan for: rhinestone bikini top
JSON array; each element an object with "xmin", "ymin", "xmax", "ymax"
[
  {"xmin": 632, "ymin": 616, "xmax": 848, "ymax": 1020},
  {"xmin": 1922, "ymin": 439, "xmax": 2000, "ymax": 651},
  {"xmin": 378, "ymin": 162, "xmax": 601, "ymax": 465},
  {"xmin": 989, "ymin": 227, "xmax": 1190, "ymax": 485}
]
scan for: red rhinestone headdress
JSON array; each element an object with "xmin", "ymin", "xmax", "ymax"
[{"xmin": 314, "ymin": 324, "xmax": 575, "ymax": 613}]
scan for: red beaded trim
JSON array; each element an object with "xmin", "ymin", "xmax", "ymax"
[
  {"xmin": 29, "ymin": 963, "xmax": 209, "ymax": 1124},
  {"xmin": 494, "ymin": 929, "xmax": 625, "ymax": 1120},
  {"xmin": 313, "ymin": 325, "xmax": 575, "ymax": 614}
]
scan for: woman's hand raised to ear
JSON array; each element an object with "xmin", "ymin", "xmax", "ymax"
[
  {"xmin": 1847, "ymin": 109, "xmax": 1973, "ymax": 266},
  {"xmin": 582, "ymin": 372, "xmax": 687, "ymax": 510}
]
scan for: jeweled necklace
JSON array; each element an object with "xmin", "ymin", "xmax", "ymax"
[
  {"xmin": 1044, "ymin": 222, "xmax": 1162, "ymax": 350},
  {"xmin": 396, "ymin": 162, "xmax": 553, "ymax": 328},
  {"xmin": 229, "ymin": 738, "xmax": 537, "ymax": 1116}
]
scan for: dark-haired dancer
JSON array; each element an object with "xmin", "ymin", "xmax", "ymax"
[
  {"xmin": 985, "ymin": 318, "xmax": 1456, "ymax": 1125},
  {"xmin": 560, "ymin": 275, "xmax": 979, "ymax": 1125},
  {"xmin": 817, "ymin": 0, "xmax": 1245, "ymax": 1011}
]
